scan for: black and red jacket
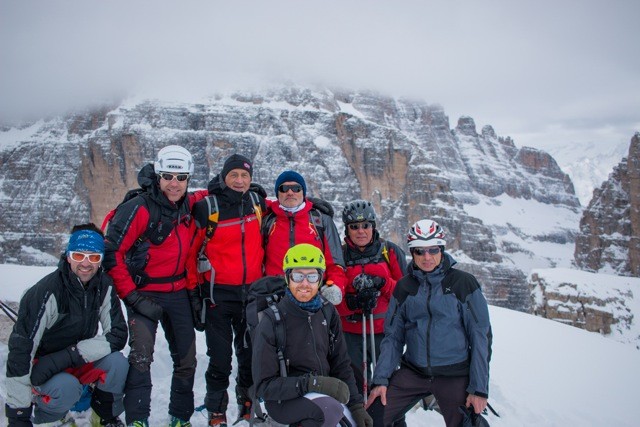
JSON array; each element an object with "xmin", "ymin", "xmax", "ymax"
[
  {"xmin": 186, "ymin": 175, "xmax": 266, "ymax": 301},
  {"xmin": 336, "ymin": 234, "xmax": 407, "ymax": 334},
  {"xmin": 104, "ymin": 164, "xmax": 207, "ymax": 299}
]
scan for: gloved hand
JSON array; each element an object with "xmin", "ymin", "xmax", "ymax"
[
  {"xmin": 357, "ymin": 288, "xmax": 380, "ymax": 313},
  {"xmin": 187, "ymin": 288, "xmax": 205, "ymax": 332},
  {"xmin": 6, "ymin": 404, "xmax": 33, "ymax": 427},
  {"xmin": 371, "ymin": 276, "xmax": 385, "ymax": 290},
  {"xmin": 304, "ymin": 375, "xmax": 350, "ymax": 404},
  {"xmin": 348, "ymin": 402, "xmax": 373, "ymax": 427},
  {"xmin": 124, "ymin": 290, "xmax": 163, "ymax": 321},
  {"xmin": 320, "ymin": 281, "xmax": 342, "ymax": 305},
  {"xmin": 30, "ymin": 345, "xmax": 84, "ymax": 386}
]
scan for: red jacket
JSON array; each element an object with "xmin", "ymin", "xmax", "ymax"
[
  {"xmin": 263, "ymin": 201, "xmax": 347, "ymax": 291},
  {"xmin": 104, "ymin": 166, "xmax": 207, "ymax": 299},
  {"xmin": 186, "ymin": 181, "xmax": 265, "ymax": 290},
  {"xmin": 337, "ymin": 236, "xmax": 407, "ymax": 334}
]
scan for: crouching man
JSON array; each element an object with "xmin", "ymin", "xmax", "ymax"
[
  {"xmin": 5, "ymin": 224, "xmax": 128, "ymax": 427},
  {"xmin": 252, "ymin": 244, "xmax": 372, "ymax": 427}
]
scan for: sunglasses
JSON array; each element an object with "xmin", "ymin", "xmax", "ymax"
[
  {"xmin": 289, "ymin": 272, "xmax": 321, "ymax": 283},
  {"xmin": 159, "ymin": 172, "xmax": 190, "ymax": 182},
  {"xmin": 411, "ymin": 247, "xmax": 441, "ymax": 256},
  {"xmin": 348, "ymin": 222, "xmax": 373, "ymax": 231},
  {"xmin": 69, "ymin": 251, "xmax": 103, "ymax": 263},
  {"xmin": 278, "ymin": 184, "xmax": 302, "ymax": 193}
]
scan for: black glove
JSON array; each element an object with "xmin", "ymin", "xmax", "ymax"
[
  {"xmin": 371, "ymin": 276, "xmax": 385, "ymax": 290},
  {"xmin": 304, "ymin": 375, "xmax": 350, "ymax": 404},
  {"xmin": 348, "ymin": 402, "xmax": 373, "ymax": 427},
  {"xmin": 6, "ymin": 404, "xmax": 32, "ymax": 427},
  {"xmin": 187, "ymin": 288, "xmax": 205, "ymax": 332},
  {"xmin": 345, "ymin": 293, "xmax": 360, "ymax": 311},
  {"xmin": 30, "ymin": 345, "xmax": 84, "ymax": 386},
  {"xmin": 124, "ymin": 290, "xmax": 163, "ymax": 321},
  {"xmin": 357, "ymin": 288, "xmax": 380, "ymax": 313},
  {"xmin": 352, "ymin": 274, "xmax": 384, "ymax": 291}
]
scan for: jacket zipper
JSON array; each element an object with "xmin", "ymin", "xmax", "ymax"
[
  {"xmin": 308, "ymin": 315, "xmax": 324, "ymax": 375},
  {"xmin": 425, "ymin": 278, "xmax": 433, "ymax": 375}
]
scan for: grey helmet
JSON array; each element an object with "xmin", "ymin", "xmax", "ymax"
[{"xmin": 342, "ymin": 199, "xmax": 376, "ymax": 227}]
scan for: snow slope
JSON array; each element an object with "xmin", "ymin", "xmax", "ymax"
[{"xmin": 0, "ymin": 264, "xmax": 637, "ymax": 426}]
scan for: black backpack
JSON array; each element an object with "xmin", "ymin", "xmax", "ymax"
[
  {"xmin": 245, "ymin": 275, "xmax": 337, "ymax": 378},
  {"xmin": 102, "ymin": 188, "xmax": 180, "ymax": 287}
]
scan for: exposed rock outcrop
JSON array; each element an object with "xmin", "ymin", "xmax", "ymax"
[
  {"xmin": 574, "ymin": 133, "xmax": 640, "ymax": 277},
  {"xmin": 0, "ymin": 87, "xmax": 582, "ymax": 312}
]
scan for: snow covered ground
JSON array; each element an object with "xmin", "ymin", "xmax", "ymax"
[{"xmin": 1, "ymin": 264, "xmax": 638, "ymax": 426}]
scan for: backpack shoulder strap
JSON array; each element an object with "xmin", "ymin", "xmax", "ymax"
[
  {"xmin": 309, "ymin": 209, "xmax": 325, "ymax": 248},
  {"xmin": 249, "ymin": 191, "xmax": 263, "ymax": 227},
  {"xmin": 267, "ymin": 304, "xmax": 288, "ymax": 377},
  {"xmin": 320, "ymin": 302, "xmax": 337, "ymax": 355},
  {"xmin": 261, "ymin": 211, "xmax": 276, "ymax": 248},
  {"xmin": 380, "ymin": 239, "xmax": 391, "ymax": 266},
  {"xmin": 132, "ymin": 193, "xmax": 159, "ymax": 250}
]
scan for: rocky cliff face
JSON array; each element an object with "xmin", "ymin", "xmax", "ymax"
[
  {"xmin": 0, "ymin": 87, "xmax": 581, "ymax": 312},
  {"xmin": 574, "ymin": 133, "xmax": 640, "ymax": 277}
]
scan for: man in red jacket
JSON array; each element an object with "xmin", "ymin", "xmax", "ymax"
[
  {"xmin": 186, "ymin": 154, "xmax": 267, "ymax": 427},
  {"xmin": 262, "ymin": 170, "xmax": 346, "ymax": 305},
  {"xmin": 104, "ymin": 145, "xmax": 207, "ymax": 427},
  {"xmin": 336, "ymin": 200, "xmax": 407, "ymax": 397}
]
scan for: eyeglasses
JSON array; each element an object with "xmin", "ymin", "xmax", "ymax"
[
  {"xmin": 289, "ymin": 272, "xmax": 321, "ymax": 283},
  {"xmin": 411, "ymin": 247, "xmax": 441, "ymax": 256},
  {"xmin": 348, "ymin": 222, "xmax": 372, "ymax": 231},
  {"xmin": 159, "ymin": 172, "xmax": 190, "ymax": 182},
  {"xmin": 278, "ymin": 184, "xmax": 302, "ymax": 193},
  {"xmin": 69, "ymin": 251, "xmax": 103, "ymax": 263}
]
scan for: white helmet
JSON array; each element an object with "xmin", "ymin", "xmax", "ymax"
[
  {"xmin": 154, "ymin": 145, "xmax": 194, "ymax": 175},
  {"xmin": 407, "ymin": 219, "xmax": 446, "ymax": 248}
]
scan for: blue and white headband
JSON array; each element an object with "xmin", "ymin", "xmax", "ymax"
[{"xmin": 67, "ymin": 230, "xmax": 105, "ymax": 254}]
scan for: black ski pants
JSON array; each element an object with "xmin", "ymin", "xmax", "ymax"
[
  {"xmin": 123, "ymin": 289, "xmax": 197, "ymax": 424},
  {"xmin": 367, "ymin": 367, "xmax": 468, "ymax": 427},
  {"xmin": 203, "ymin": 299, "xmax": 253, "ymax": 413}
]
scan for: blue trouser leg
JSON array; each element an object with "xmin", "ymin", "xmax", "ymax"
[
  {"xmin": 33, "ymin": 372, "xmax": 83, "ymax": 424},
  {"xmin": 91, "ymin": 352, "xmax": 129, "ymax": 420}
]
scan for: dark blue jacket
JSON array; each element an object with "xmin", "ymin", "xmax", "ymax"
[{"xmin": 372, "ymin": 253, "xmax": 492, "ymax": 398}]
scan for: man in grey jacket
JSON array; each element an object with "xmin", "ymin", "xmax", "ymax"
[
  {"xmin": 365, "ymin": 219, "xmax": 492, "ymax": 427},
  {"xmin": 5, "ymin": 224, "xmax": 128, "ymax": 427}
]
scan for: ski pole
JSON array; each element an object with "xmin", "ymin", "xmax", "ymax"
[
  {"xmin": 369, "ymin": 313, "xmax": 376, "ymax": 370},
  {"xmin": 0, "ymin": 300, "xmax": 17, "ymax": 323},
  {"xmin": 362, "ymin": 312, "xmax": 368, "ymax": 401}
]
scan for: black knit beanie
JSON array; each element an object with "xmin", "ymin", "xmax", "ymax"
[{"xmin": 221, "ymin": 154, "xmax": 253, "ymax": 180}]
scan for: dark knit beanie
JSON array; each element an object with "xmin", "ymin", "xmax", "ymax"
[
  {"xmin": 221, "ymin": 154, "xmax": 253, "ymax": 180},
  {"xmin": 275, "ymin": 170, "xmax": 307, "ymax": 198}
]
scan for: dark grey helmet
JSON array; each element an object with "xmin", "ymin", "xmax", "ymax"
[{"xmin": 342, "ymin": 199, "xmax": 376, "ymax": 227}]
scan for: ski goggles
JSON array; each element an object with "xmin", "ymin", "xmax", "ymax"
[
  {"xmin": 289, "ymin": 272, "xmax": 321, "ymax": 284},
  {"xmin": 348, "ymin": 222, "xmax": 373, "ymax": 231},
  {"xmin": 159, "ymin": 172, "xmax": 190, "ymax": 182},
  {"xmin": 69, "ymin": 251, "xmax": 103, "ymax": 263},
  {"xmin": 278, "ymin": 184, "xmax": 303, "ymax": 193},
  {"xmin": 411, "ymin": 247, "xmax": 441, "ymax": 256}
]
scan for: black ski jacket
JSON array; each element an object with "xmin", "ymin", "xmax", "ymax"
[
  {"xmin": 252, "ymin": 295, "xmax": 363, "ymax": 406},
  {"xmin": 5, "ymin": 257, "xmax": 127, "ymax": 409}
]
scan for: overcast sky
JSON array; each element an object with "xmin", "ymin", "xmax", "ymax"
[{"xmin": 1, "ymin": 0, "xmax": 638, "ymax": 151}]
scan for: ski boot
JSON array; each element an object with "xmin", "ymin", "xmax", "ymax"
[
  {"xmin": 126, "ymin": 419, "xmax": 149, "ymax": 427},
  {"xmin": 208, "ymin": 412, "xmax": 228, "ymax": 426},
  {"xmin": 169, "ymin": 416, "xmax": 192, "ymax": 427},
  {"xmin": 89, "ymin": 411, "xmax": 125, "ymax": 427},
  {"xmin": 232, "ymin": 400, "xmax": 251, "ymax": 425}
]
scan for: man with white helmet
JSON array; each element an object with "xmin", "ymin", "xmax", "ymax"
[
  {"xmin": 104, "ymin": 145, "xmax": 208, "ymax": 427},
  {"xmin": 365, "ymin": 219, "xmax": 492, "ymax": 427}
]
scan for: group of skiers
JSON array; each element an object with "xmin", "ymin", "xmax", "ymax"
[{"xmin": 5, "ymin": 145, "xmax": 493, "ymax": 427}]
